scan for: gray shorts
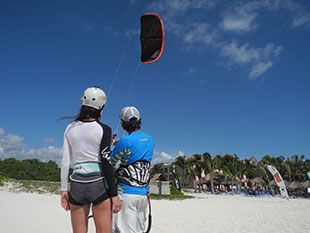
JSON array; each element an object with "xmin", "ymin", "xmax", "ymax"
[{"xmin": 69, "ymin": 173, "xmax": 109, "ymax": 206}]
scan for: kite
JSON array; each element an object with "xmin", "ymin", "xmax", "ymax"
[{"xmin": 140, "ymin": 13, "xmax": 164, "ymax": 64}]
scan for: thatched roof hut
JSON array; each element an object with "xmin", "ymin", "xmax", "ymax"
[
  {"xmin": 150, "ymin": 173, "xmax": 168, "ymax": 182},
  {"xmin": 284, "ymin": 180, "xmax": 291, "ymax": 187},
  {"xmin": 219, "ymin": 178, "xmax": 241, "ymax": 185},
  {"xmin": 249, "ymin": 156, "xmax": 259, "ymax": 166},
  {"xmin": 270, "ymin": 180, "xmax": 276, "ymax": 186},
  {"xmin": 202, "ymin": 173, "xmax": 225, "ymax": 185},
  {"xmin": 301, "ymin": 180, "xmax": 310, "ymax": 189},
  {"xmin": 250, "ymin": 177, "xmax": 266, "ymax": 185},
  {"xmin": 289, "ymin": 181, "xmax": 303, "ymax": 190}
]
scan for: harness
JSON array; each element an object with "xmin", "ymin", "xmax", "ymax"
[
  {"xmin": 116, "ymin": 160, "xmax": 151, "ymax": 188},
  {"xmin": 115, "ymin": 160, "xmax": 152, "ymax": 233},
  {"xmin": 70, "ymin": 162, "xmax": 104, "ymax": 183}
]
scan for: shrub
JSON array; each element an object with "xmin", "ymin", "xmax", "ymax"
[{"xmin": 0, "ymin": 176, "xmax": 6, "ymax": 186}]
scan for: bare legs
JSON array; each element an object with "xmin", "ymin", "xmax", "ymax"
[
  {"xmin": 93, "ymin": 199, "xmax": 112, "ymax": 233},
  {"xmin": 70, "ymin": 199, "xmax": 112, "ymax": 233},
  {"xmin": 70, "ymin": 204, "xmax": 90, "ymax": 233}
]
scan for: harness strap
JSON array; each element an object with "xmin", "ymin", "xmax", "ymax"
[
  {"xmin": 70, "ymin": 162, "xmax": 104, "ymax": 183},
  {"xmin": 116, "ymin": 160, "xmax": 151, "ymax": 188},
  {"xmin": 72, "ymin": 162, "xmax": 102, "ymax": 174}
]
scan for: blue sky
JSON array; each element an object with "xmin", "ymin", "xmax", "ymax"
[{"xmin": 0, "ymin": 0, "xmax": 309, "ymax": 164}]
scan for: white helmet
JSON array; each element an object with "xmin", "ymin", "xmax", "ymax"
[
  {"xmin": 81, "ymin": 87, "xmax": 107, "ymax": 110},
  {"xmin": 120, "ymin": 106, "xmax": 140, "ymax": 122}
]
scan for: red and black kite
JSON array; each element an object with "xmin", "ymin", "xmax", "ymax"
[{"xmin": 140, "ymin": 13, "xmax": 164, "ymax": 64}]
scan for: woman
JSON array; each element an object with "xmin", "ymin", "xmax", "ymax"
[{"xmin": 60, "ymin": 87, "xmax": 121, "ymax": 233}]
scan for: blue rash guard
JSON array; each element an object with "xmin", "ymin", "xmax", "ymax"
[{"xmin": 111, "ymin": 131, "xmax": 153, "ymax": 195}]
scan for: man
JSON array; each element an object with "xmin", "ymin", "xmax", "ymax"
[{"xmin": 111, "ymin": 106, "xmax": 153, "ymax": 233}]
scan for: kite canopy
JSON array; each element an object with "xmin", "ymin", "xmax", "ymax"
[{"xmin": 140, "ymin": 13, "xmax": 164, "ymax": 64}]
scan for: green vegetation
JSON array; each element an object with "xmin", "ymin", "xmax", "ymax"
[
  {"xmin": 150, "ymin": 186, "xmax": 193, "ymax": 200},
  {"xmin": 0, "ymin": 177, "xmax": 60, "ymax": 194},
  {"xmin": 0, "ymin": 158, "xmax": 60, "ymax": 181},
  {"xmin": 0, "ymin": 175, "xmax": 7, "ymax": 186},
  {"xmin": 0, "ymin": 158, "xmax": 61, "ymax": 193},
  {"xmin": 11, "ymin": 179, "xmax": 61, "ymax": 194},
  {"xmin": 0, "ymin": 154, "xmax": 308, "ymax": 197}
]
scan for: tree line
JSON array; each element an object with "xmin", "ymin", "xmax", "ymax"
[
  {"xmin": 0, "ymin": 158, "xmax": 60, "ymax": 182},
  {"xmin": 172, "ymin": 154, "xmax": 310, "ymax": 193},
  {"xmin": 0, "ymin": 154, "xmax": 309, "ymax": 188}
]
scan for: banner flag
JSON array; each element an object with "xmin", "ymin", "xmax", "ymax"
[{"xmin": 267, "ymin": 165, "xmax": 289, "ymax": 198}]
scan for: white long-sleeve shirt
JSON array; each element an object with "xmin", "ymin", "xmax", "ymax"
[{"xmin": 60, "ymin": 120, "xmax": 117, "ymax": 196}]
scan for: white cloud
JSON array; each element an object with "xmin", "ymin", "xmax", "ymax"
[
  {"xmin": 220, "ymin": 42, "xmax": 259, "ymax": 64},
  {"xmin": 221, "ymin": 0, "xmax": 310, "ymax": 32},
  {"xmin": 150, "ymin": 0, "xmax": 215, "ymax": 18},
  {"xmin": 292, "ymin": 15, "xmax": 310, "ymax": 28},
  {"xmin": 220, "ymin": 42, "xmax": 282, "ymax": 78},
  {"xmin": 1, "ymin": 133, "xmax": 24, "ymax": 152},
  {"xmin": 181, "ymin": 68, "xmax": 198, "ymax": 77},
  {"xmin": 149, "ymin": 0, "xmax": 216, "ymax": 47},
  {"xmin": 0, "ymin": 129, "xmax": 62, "ymax": 164},
  {"xmin": 222, "ymin": 12, "xmax": 257, "ymax": 33},
  {"xmin": 183, "ymin": 23, "xmax": 215, "ymax": 46},
  {"xmin": 147, "ymin": 1, "xmax": 284, "ymax": 79},
  {"xmin": 249, "ymin": 61, "xmax": 273, "ymax": 80},
  {"xmin": 153, "ymin": 152, "xmax": 175, "ymax": 164},
  {"xmin": 27, "ymin": 146, "xmax": 62, "ymax": 164},
  {"xmin": 283, "ymin": 0, "xmax": 310, "ymax": 28},
  {"xmin": 0, "ymin": 127, "xmax": 4, "ymax": 137},
  {"xmin": 153, "ymin": 151, "xmax": 187, "ymax": 164},
  {"xmin": 43, "ymin": 137, "xmax": 55, "ymax": 145},
  {"xmin": 0, "ymin": 132, "xmax": 26, "ymax": 160},
  {"xmin": 220, "ymin": 42, "xmax": 283, "ymax": 65},
  {"xmin": 221, "ymin": 2, "xmax": 259, "ymax": 33},
  {"xmin": 177, "ymin": 151, "xmax": 185, "ymax": 157},
  {"xmin": 81, "ymin": 22, "xmax": 94, "ymax": 31},
  {"xmin": 187, "ymin": 68, "xmax": 197, "ymax": 74},
  {"xmin": 143, "ymin": 0, "xmax": 310, "ymax": 80},
  {"xmin": 125, "ymin": 29, "xmax": 139, "ymax": 37}
]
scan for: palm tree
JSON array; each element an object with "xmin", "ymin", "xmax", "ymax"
[
  {"xmin": 240, "ymin": 159, "xmax": 256, "ymax": 180},
  {"xmin": 222, "ymin": 154, "xmax": 241, "ymax": 192},
  {"xmin": 202, "ymin": 153, "xmax": 222, "ymax": 194},
  {"xmin": 174, "ymin": 155, "xmax": 186, "ymax": 189},
  {"xmin": 306, "ymin": 159, "xmax": 310, "ymax": 179},
  {"xmin": 259, "ymin": 155, "xmax": 277, "ymax": 195},
  {"xmin": 289, "ymin": 155, "xmax": 307, "ymax": 182},
  {"xmin": 282, "ymin": 160, "xmax": 293, "ymax": 182},
  {"xmin": 192, "ymin": 154, "xmax": 204, "ymax": 192},
  {"xmin": 186, "ymin": 164, "xmax": 198, "ymax": 193}
]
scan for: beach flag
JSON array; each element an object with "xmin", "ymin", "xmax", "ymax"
[{"xmin": 267, "ymin": 165, "xmax": 289, "ymax": 198}]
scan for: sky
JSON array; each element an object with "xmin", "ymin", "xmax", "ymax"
[{"xmin": 0, "ymin": 0, "xmax": 309, "ymax": 165}]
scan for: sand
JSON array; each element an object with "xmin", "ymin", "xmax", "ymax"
[{"xmin": 0, "ymin": 190, "xmax": 309, "ymax": 233}]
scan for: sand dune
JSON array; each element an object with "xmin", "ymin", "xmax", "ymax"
[{"xmin": 0, "ymin": 190, "xmax": 309, "ymax": 233}]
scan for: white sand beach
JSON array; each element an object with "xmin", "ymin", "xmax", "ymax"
[{"xmin": 0, "ymin": 190, "xmax": 310, "ymax": 233}]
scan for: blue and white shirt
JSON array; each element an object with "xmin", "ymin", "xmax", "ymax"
[{"xmin": 111, "ymin": 131, "xmax": 153, "ymax": 195}]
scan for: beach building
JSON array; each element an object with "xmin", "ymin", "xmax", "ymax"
[{"xmin": 149, "ymin": 173, "xmax": 170, "ymax": 195}]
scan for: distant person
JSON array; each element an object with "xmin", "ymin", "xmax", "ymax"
[
  {"xmin": 111, "ymin": 106, "xmax": 154, "ymax": 233},
  {"xmin": 60, "ymin": 87, "xmax": 121, "ymax": 233}
]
